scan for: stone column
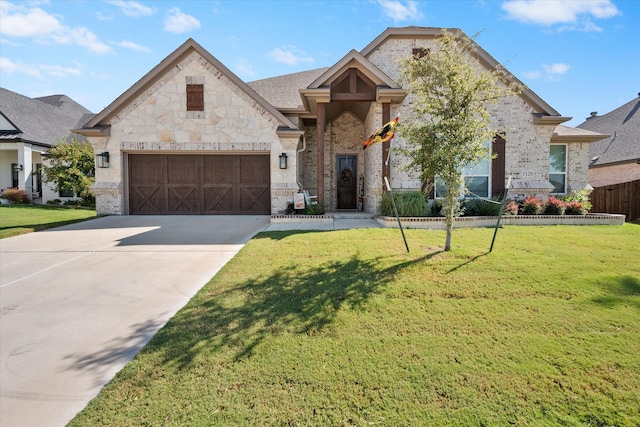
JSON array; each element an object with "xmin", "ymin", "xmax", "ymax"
[
  {"xmin": 16, "ymin": 142, "xmax": 33, "ymax": 194},
  {"xmin": 381, "ymin": 103, "xmax": 391, "ymax": 186},
  {"xmin": 317, "ymin": 102, "xmax": 325, "ymax": 204}
]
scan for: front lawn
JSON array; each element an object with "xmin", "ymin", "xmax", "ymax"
[
  {"xmin": 0, "ymin": 204, "xmax": 97, "ymax": 238},
  {"xmin": 70, "ymin": 224, "xmax": 640, "ymax": 426}
]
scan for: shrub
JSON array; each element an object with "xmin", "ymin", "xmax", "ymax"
[
  {"xmin": 565, "ymin": 201, "xmax": 586, "ymax": 215},
  {"xmin": 80, "ymin": 195, "xmax": 96, "ymax": 208},
  {"xmin": 378, "ymin": 191, "xmax": 428, "ymax": 217},
  {"xmin": 562, "ymin": 190, "xmax": 592, "ymax": 212},
  {"xmin": 462, "ymin": 198, "xmax": 502, "ymax": 216},
  {"xmin": 303, "ymin": 202, "xmax": 325, "ymax": 215},
  {"xmin": 429, "ymin": 199, "xmax": 444, "ymax": 217},
  {"xmin": 46, "ymin": 199, "xmax": 62, "ymax": 205},
  {"xmin": 503, "ymin": 199, "xmax": 519, "ymax": 216},
  {"xmin": 543, "ymin": 196, "xmax": 565, "ymax": 215},
  {"xmin": 63, "ymin": 199, "xmax": 82, "ymax": 206},
  {"xmin": 1, "ymin": 188, "xmax": 30, "ymax": 204},
  {"xmin": 521, "ymin": 196, "xmax": 543, "ymax": 215}
]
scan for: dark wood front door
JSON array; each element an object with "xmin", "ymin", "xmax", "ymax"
[
  {"xmin": 129, "ymin": 154, "xmax": 270, "ymax": 215},
  {"xmin": 336, "ymin": 155, "xmax": 357, "ymax": 210}
]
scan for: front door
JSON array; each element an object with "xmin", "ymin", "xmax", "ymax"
[{"xmin": 336, "ymin": 155, "xmax": 357, "ymax": 210}]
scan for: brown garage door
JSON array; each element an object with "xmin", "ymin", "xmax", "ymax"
[{"xmin": 129, "ymin": 154, "xmax": 270, "ymax": 215}]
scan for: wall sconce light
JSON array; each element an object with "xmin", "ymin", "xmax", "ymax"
[
  {"xmin": 279, "ymin": 152, "xmax": 288, "ymax": 169},
  {"xmin": 96, "ymin": 152, "xmax": 110, "ymax": 168},
  {"xmin": 13, "ymin": 164, "xmax": 23, "ymax": 172}
]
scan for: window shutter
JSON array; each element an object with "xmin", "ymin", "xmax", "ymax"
[
  {"xmin": 412, "ymin": 48, "xmax": 429, "ymax": 59},
  {"xmin": 491, "ymin": 134, "xmax": 506, "ymax": 198},
  {"xmin": 186, "ymin": 84, "xmax": 204, "ymax": 111}
]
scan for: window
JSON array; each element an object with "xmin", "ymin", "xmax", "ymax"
[
  {"xmin": 11, "ymin": 163, "xmax": 18, "ymax": 188},
  {"xmin": 434, "ymin": 142, "xmax": 491, "ymax": 198},
  {"xmin": 412, "ymin": 48, "xmax": 429, "ymax": 59},
  {"xmin": 58, "ymin": 179, "xmax": 74, "ymax": 197},
  {"xmin": 186, "ymin": 84, "xmax": 204, "ymax": 111},
  {"xmin": 549, "ymin": 144, "xmax": 567, "ymax": 194}
]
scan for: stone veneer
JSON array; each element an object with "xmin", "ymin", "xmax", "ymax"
[
  {"xmin": 87, "ymin": 51, "xmax": 296, "ymax": 215},
  {"xmin": 88, "ymin": 33, "xmax": 596, "ymax": 216}
]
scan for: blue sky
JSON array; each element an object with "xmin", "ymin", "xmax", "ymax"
[{"xmin": 1, "ymin": 0, "xmax": 637, "ymax": 127}]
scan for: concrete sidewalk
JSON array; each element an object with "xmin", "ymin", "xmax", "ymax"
[{"xmin": 0, "ymin": 215, "xmax": 270, "ymax": 427}]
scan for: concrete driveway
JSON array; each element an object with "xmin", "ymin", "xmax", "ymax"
[{"xmin": 0, "ymin": 215, "xmax": 270, "ymax": 427}]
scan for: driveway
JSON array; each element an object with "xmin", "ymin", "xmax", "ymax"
[{"xmin": 0, "ymin": 215, "xmax": 270, "ymax": 427}]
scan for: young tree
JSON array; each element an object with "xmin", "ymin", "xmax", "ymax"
[
  {"xmin": 42, "ymin": 139, "xmax": 95, "ymax": 200},
  {"xmin": 396, "ymin": 29, "xmax": 523, "ymax": 251}
]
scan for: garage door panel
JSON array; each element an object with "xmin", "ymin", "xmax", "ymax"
[
  {"xmin": 238, "ymin": 185, "xmax": 270, "ymax": 213},
  {"xmin": 167, "ymin": 186, "xmax": 200, "ymax": 214},
  {"xmin": 240, "ymin": 156, "xmax": 270, "ymax": 183},
  {"xmin": 130, "ymin": 185, "xmax": 166, "ymax": 214},
  {"xmin": 168, "ymin": 155, "xmax": 201, "ymax": 184},
  {"xmin": 129, "ymin": 154, "xmax": 270, "ymax": 215},
  {"xmin": 203, "ymin": 185, "xmax": 234, "ymax": 214},
  {"xmin": 129, "ymin": 155, "xmax": 166, "ymax": 183},
  {"xmin": 204, "ymin": 156, "xmax": 235, "ymax": 184}
]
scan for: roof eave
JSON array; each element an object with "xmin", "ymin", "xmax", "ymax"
[
  {"xmin": 85, "ymin": 38, "xmax": 298, "ymax": 131},
  {"xmin": 72, "ymin": 126, "xmax": 111, "ymax": 138},
  {"xmin": 535, "ymin": 115, "xmax": 572, "ymax": 126}
]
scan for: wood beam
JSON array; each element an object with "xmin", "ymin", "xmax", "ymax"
[
  {"xmin": 317, "ymin": 102, "xmax": 325, "ymax": 205},
  {"xmin": 330, "ymin": 93, "xmax": 376, "ymax": 101},
  {"xmin": 382, "ymin": 103, "xmax": 391, "ymax": 186}
]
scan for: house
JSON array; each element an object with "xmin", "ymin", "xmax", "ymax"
[
  {"xmin": 0, "ymin": 87, "xmax": 92, "ymax": 203},
  {"xmin": 74, "ymin": 27, "xmax": 606, "ymax": 216},
  {"xmin": 577, "ymin": 93, "xmax": 640, "ymax": 188}
]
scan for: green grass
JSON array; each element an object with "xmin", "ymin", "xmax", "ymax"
[
  {"xmin": 69, "ymin": 224, "xmax": 640, "ymax": 426},
  {"xmin": 0, "ymin": 204, "xmax": 97, "ymax": 238}
]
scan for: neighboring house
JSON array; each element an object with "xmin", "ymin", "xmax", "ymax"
[
  {"xmin": 0, "ymin": 87, "xmax": 92, "ymax": 203},
  {"xmin": 75, "ymin": 27, "xmax": 606, "ymax": 216},
  {"xmin": 577, "ymin": 93, "xmax": 640, "ymax": 188}
]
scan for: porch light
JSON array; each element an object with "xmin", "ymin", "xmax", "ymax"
[
  {"xmin": 279, "ymin": 152, "xmax": 288, "ymax": 169},
  {"xmin": 13, "ymin": 164, "xmax": 23, "ymax": 172},
  {"xmin": 96, "ymin": 152, "xmax": 110, "ymax": 168}
]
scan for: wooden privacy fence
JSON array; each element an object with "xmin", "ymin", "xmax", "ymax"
[{"xmin": 590, "ymin": 179, "xmax": 640, "ymax": 221}]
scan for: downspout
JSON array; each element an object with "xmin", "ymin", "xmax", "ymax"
[{"xmin": 296, "ymin": 134, "xmax": 306, "ymax": 191}]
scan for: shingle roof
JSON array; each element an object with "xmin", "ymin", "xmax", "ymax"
[
  {"xmin": 0, "ymin": 87, "xmax": 92, "ymax": 147},
  {"xmin": 577, "ymin": 94, "xmax": 640, "ymax": 166},
  {"xmin": 247, "ymin": 68, "xmax": 329, "ymax": 110}
]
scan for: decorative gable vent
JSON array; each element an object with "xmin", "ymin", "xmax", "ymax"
[
  {"xmin": 412, "ymin": 48, "xmax": 430, "ymax": 59},
  {"xmin": 186, "ymin": 84, "xmax": 204, "ymax": 111}
]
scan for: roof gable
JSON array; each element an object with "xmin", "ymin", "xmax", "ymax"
[
  {"xmin": 308, "ymin": 50, "xmax": 399, "ymax": 89},
  {"xmin": 83, "ymin": 38, "xmax": 297, "ymax": 131},
  {"xmin": 0, "ymin": 87, "xmax": 91, "ymax": 146},
  {"xmin": 578, "ymin": 94, "xmax": 640, "ymax": 166},
  {"xmin": 361, "ymin": 27, "xmax": 565, "ymax": 119}
]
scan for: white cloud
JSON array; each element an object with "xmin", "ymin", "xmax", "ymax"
[
  {"xmin": 50, "ymin": 26, "xmax": 111, "ymax": 54},
  {"xmin": 0, "ymin": 1, "xmax": 111, "ymax": 53},
  {"xmin": 234, "ymin": 58, "xmax": 255, "ymax": 78},
  {"xmin": 107, "ymin": 0, "xmax": 156, "ymax": 17},
  {"xmin": 521, "ymin": 70, "xmax": 541, "ymax": 80},
  {"xmin": 267, "ymin": 46, "xmax": 314, "ymax": 65},
  {"xmin": 0, "ymin": 57, "xmax": 41, "ymax": 76},
  {"xmin": 39, "ymin": 64, "xmax": 82, "ymax": 77},
  {"xmin": 522, "ymin": 62, "xmax": 570, "ymax": 81},
  {"xmin": 502, "ymin": 0, "xmax": 620, "ymax": 27},
  {"xmin": 0, "ymin": 1, "xmax": 62, "ymax": 37},
  {"xmin": 376, "ymin": 0, "xmax": 422, "ymax": 22},
  {"xmin": 542, "ymin": 62, "xmax": 570, "ymax": 76},
  {"xmin": 0, "ymin": 56, "xmax": 83, "ymax": 78},
  {"xmin": 164, "ymin": 7, "xmax": 200, "ymax": 33},
  {"xmin": 114, "ymin": 40, "xmax": 151, "ymax": 52}
]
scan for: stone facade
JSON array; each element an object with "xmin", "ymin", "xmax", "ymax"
[
  {"xmin": 85, "ymin": 49, "xmax": 295, "ymax": 215},
  {"xmin": 79, "ymin": 29, "xmax": 600, "ymax": 216}
]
